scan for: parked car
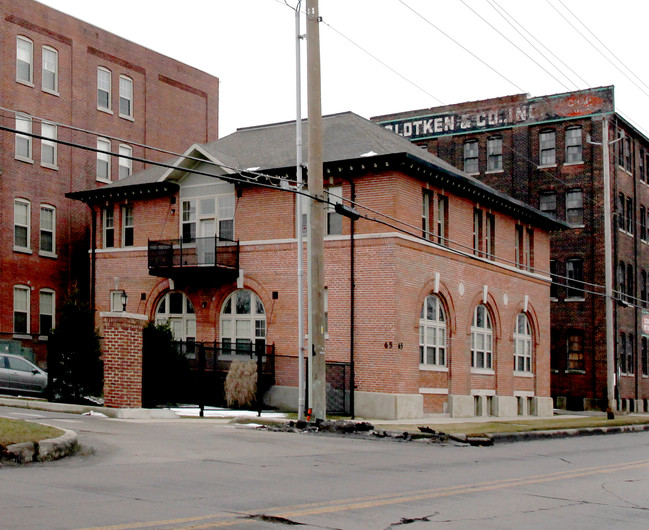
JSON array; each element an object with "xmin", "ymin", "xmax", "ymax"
[{"xmin": 0, "ymin": 353, "xmax": 48, "ymax": 396}]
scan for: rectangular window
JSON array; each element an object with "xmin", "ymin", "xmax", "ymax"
[
  {"xmin": 642, "ymin": 269, "xmax": 647, "ymax": 308},
  {"xmin": 119, "ymin": 75, "xmax": 133, "ymax": 118},
  {"xmin": 464, "ymin": 140, "xmax": 479, "ymax": 174},
  {"xmin": 626, "ymin": 333, "xmax": 634, "ymax": 375},
  {"xmin": 617, "ymin": 131, "xmax": 625, "ymax": 167},
  {"xmin": 41, "ymin": 122, "xmax": 57, "ymax": 167},
  {"xmin": 566, "ymin": 189, "xmax": 584, "ymax": 226},
  {"xmin": 565, "ymin": 126, "xmax": 582, "ymax": 163},
  {"xmin": 327, "ymin": 186, "xmax": 343, "ymax": 235},
  {"xmin": 103, "ymin": 207, "xmax": 114, "ymax": 248},
  {"xmin": 16, "ymin": 36, "xmax": 33, "ymax": 84},
  {"xmin": 626, "ymin": 196, "xmax": 634, "ymax": 234},
  {"xmin": 515, "ymin": 226, "xmax": 533, "ymax": 271},
  {"xmin": 422, "ymin": 192, "xmax": 431, "ymax": 240},
  {"xmin": 110, "ymin": 290, "xmax": 125, "ymax": 312},
  {"xmin": 642, "ymin": 337, "xmax": 648, "ymax": 376},
  {"xmin": 40, "ymin": 205, "xmax": 55, "ymax": 255},
  {"xmin": 182, "ymin": 199, "xmax": 196, "ymax": 242},
  {"xmin": 640, "ymin": 149, "xmax": 646, "ymax": 183},
  {"xmin": 14, "ymin": 286, "xmax": 30, "ymax": 335},
  {"xmin": 567, "ymin": 258, "xmax": 584, "ymax": 300},
  {"xmin": 437, "ymin": 195, "xmax": 448, "ymax": 246},
  {"xmin": 539, "ymin": 130, "xmax": 556, "ymax": 166},
  {"xmin": 540, "ymin": 192, "xmax": 557, "ymax": 218},
  {"xmin": 97, "ymin": 67, "xmax": 111, "ymax": 111},
  {"xmin": 487, "ymin": 136, "xmax": 502, "ymax": 171},
  {"xmin": 14, "ymin": 199, "xmax": 30, "ymax": 251},
  {"xmin": 122, "ymin": 205, "xmax": 134, "ymax": 247},
  {"xmin": 624, "ymin": 137, "xmax": 632, "ymax": 172},
  {"xmin": 118, "ymin": 144, "xmax": 132, "ymax": 179},
  {"xmin": 550, "ymin": 259, "xmax": 559, "ymax": 300},
  {"xmin": 485, "ymin": 213, "xmax": 495, "ymax": 260},
  {"xmin": 641, "ymin": 206, "xmax": 646, "ymax": 242},
  {"xmin": 627, "ymin": 263, "xmax": 634, "ymax": 302},
  {"xmin": 473, "ymin": 208, "xmax": 483, "ymax": 257},
  {"xmin": 566, "ymin": 331, "xmax": 584, "ymax": 371},
  {"xmin": 39, "ymin": 290, "xmax": 54, "ymax": 335},
  {"xmin": 218, "ymin": 195, "xmax": 235, "ymax": 240},
  {"xmin": 42, "ymin": 46, "xmax": 58, "ymax": 93},
  {"xmin": 618, "ymin": 261, "xmax": 626, "ymax": 302},
  {"xmin": 619, "ymin": 333, "xmax": 627, "ymax": 374},
  {"xmin": 618, "ymin": 193, "xmax": 625, "ymax": 231},
  {"xmin": 15, "ymin": 113, "xmax": 32, "ymax": 160},
  {"xmin": 97, "ymin": 138, "xmax": 111, "ymax": 182}
]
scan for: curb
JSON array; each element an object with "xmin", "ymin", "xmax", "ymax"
[
  {"xmin": 3, "ymin": 428, "xmax": 78, "ymax": 463},
  {"xmin": 488, "ymin": 423, "xmax": 649, "ymax": 445}
]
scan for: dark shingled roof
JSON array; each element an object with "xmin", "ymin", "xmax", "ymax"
[{"xmin": 67, "ymin": 111, "xmax": 567, "ymax": 231}]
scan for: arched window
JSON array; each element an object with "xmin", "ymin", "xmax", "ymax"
[
  {"xmin": 220, "ymin": 289, "xmax": 266, "ymax": 356},
  {"xmin": 471, "ymin": 305, "xmax": 493, "ymax": 369},
  {"xmin": 513, "ymin": 313, "xmax": 532, "ymax": 373},
  {"xmin": 155, "ymin": 291, "xmax": 195, "ymax": 341},
  {"xmin": 419, "ymin": 295, "xmax": 446, "ymax": 367}
]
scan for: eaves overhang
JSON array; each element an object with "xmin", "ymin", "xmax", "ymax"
[{"xmin": 66, "ymin": 181, "xmax": 179, "ymax": 204}]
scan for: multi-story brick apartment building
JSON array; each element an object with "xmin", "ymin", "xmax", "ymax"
[
  {"xmin": 69, "ymin": 112, "xmax": 564, "ymax": 419},
  {"xmin": 374, "ymin": 86, "xmax": 649, "ymax": 413},
  {"xmin": 0, "ymin": 0, "xmax": 219, "ymax": 365}
]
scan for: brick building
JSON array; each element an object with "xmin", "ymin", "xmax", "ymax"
[
  {"xmin": 0, "ymin": 0, "xmax": 219, "ymax": 365},
  {"xmin": 69, "ymin": 112, "xmax": 564, "ymax": 419},
  {"xmin": 373, "ymin": 86, "xmax": 649, "ymax": 413}
]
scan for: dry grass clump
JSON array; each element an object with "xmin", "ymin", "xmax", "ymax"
[
  {"xmin": 0, "ymin": 418, "xmax": 63, "ymax": 446},
  {"xmin": 225, "ymin": 360, "xmax": 257, "ymax": 408}
]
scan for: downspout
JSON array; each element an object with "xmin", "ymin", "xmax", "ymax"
[
  {"xmin": 350, "ymin": 180, "xmax": 356, "ymax": 418},
  {"xmin": 90, "ymin": 204, "xmax": 97, "ymax": 319},
  {"xmin": 633, "ymin": 137, "xmax": 640, "ymax": 408}
]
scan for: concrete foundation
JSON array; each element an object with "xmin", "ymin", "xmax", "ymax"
[{"xmin": 448, "ymin": 394, "xmax": 475, "ymax": 417}]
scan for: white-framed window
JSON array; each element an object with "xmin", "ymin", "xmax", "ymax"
[
  {"xmin": 471, "ymin": 304, "xmax": 493, "ymax": 370},
  {"xmin": 487, "ymin": 136, "xmax": 503, "ymax": 171},
  {"xmin": 102, "ymin": 207, "xmax": 114, "ymax": 248},
  {"xmin": 419, "ymin": 294, "xmax": 446, "ymax": 367},
  {"xmin": 39, "ymin": 289, "xmax": 55, "ymax": 335},
  {"xmin": 514, "ymin": 313, "xmax": 532, "ymax": 373},
  {"xmin": 565, "ymin": 126, "xmax": 583, "ymax": 163},
  {"xmin": 15, "ymin": 113, "xmax": 33, "ymax": 161},
  {"xmin": 118, "ymin": 144, "xmax": 132, "ymax": 179},
  {"xmin": 473, "ymin": 208, "xmax": 483, "ymax": 257},
  {"xmin": 155, "ymin": 291, "xmax": 196, "ymax": 341},
  {"xmin": 437, "ymin": 194, "xmax": 448, "ymax": 246},
  {"xmin": 515, "ymin": 225, "xmax": 534, "ymax": 271},
  {"xmin": 41, "ymin": 122, "xmax": 57, "ymax": 167},
  {"xmin": 181, "ymin": 194, "xmax": 236, "ymax": 243},
  {"xmin": 220, "ymin": 289, "xmax": 266, "ymax": 356},
  {"xmin": 539, "ymin": 129, "xmax": 556, "ymax": 166},
  {"xmin": 14, "ymin": 199, "xmax": 31, "ymax": 251},
  {"xmin": 218, "ymin": 195, "xmax": 235, "ymax": 240},
  {"xmin": 327, "ymin": 186, "xmax": 343, "ymax": 235},
  {"xmin": 422, "ymin": 192, "xmax": 430, "ymax": 240},
  {"xmin": 42, "ymin": 46, "xmax": 58, "ymax": 93},
  {"xmin": 110, "ymin": 290, "xmax": 125, "ymax": 312},
  {"xmin": 16, "ymin": 36, "xmax": 33, "ymax": 84},
  {"xmin": 122, "ymin": 205, "xmax": 134, "ymax": 247},
  {"xmin": 14, "ymin": 285, "xmax": 30, "ymax": 335},
  {"xmin": 566, "ymin": 189, "xmax": 584, "ymax": 226},
  {"xmin": 40, "ymin": 204, "xmax": 56, "ymax": 255},
  {"xmin": 119, "ymin": 75, "xmax": 133, "ymax": 118},
  {"xmin": 97, "ymin": 67, "xmax": 111, "ymax": 111},
  {"xmin": 464, "ymin": 140, "xmax": 479, "ymax": 174},
  {"xmin": 97, "ymin": 138, "xmax": 111, "ymax": 182}
]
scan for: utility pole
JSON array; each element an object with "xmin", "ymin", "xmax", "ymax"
[{"xmin": 306, "ymin": 0, "xmax": 327, "ymax": 420}]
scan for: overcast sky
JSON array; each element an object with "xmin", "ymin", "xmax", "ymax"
[{"xmin": 40, "ymin": 0, "xmax": 649, "ymax": 140}]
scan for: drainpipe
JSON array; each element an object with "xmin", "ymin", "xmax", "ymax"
[
  {"xmin": 350, "ymin": 181, "xmax": 356, "ymax": 418},
  {"xmin": 90, "ymin": 204, "xmax": 97, "ymax": 319}
]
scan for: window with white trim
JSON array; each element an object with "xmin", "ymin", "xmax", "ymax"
[
  {"xmin": 419, "ymin": 295, "xmax": 446, "ymax": 367},
  {"xmin": 464, "ymin": 140, "xmax": 479, "ymax": 174},
  {"xmin": 16, "ymin": 36, "xmax": 33, "ymax": 84},
  {"xmin": 155, "ymin": 291, "xmax": 196, "ymax": 341},
  {"xmin": 103, "ymin": 207, "xmax": 114, "ymax": 248},
  {"xmin": 97, "ymin": 67, "xmax": 111, "ymax": 111},
  {"xmin": 42, "ymin": 46, "xmax": 58, "ymax": 93},
  {"xmin": 514, "ymin": 313, "xmax": 532, "ymax": 373},
  {"xmin": 119, "ymin": 75, "xmax": 133, "ymax": 118},
  {"xmin": 422, "ymin": 192, "xmax": 431, "ymax": 240},
  {"xmin": 565, "ymin": 126, "xmax": 583, "ymax": 163},
  {"xmin": 97, "ymin": 138, "xmax": 111, "ymax": 182},
  {"xmin": 118, "ymin": 144, "xmax": 132, "ymax": 179},
  {"xmin": 122, "ymin": 205, "xmax": 134, "ymax": 247},
  {"xmin": 327, "ymin": 186, "xmax": 343, "ymax": 235},
  {"xmin": 41, "ymin": 122, "xmax": 57, "ymax": 167},
  {"xmin": 539, "ymin": 129, "xmax": 556, "ymax": 166},
  {"xmin": 15, "ymin": 113, "xmax": 32, "ymax": 161},
  {"xmin": 14, "ymin": 199, "xmax": 30, "ymax": 251},
  {"xmin": 471, "ymin": 305, "xmax": 493, "ymax": 370},
  {"xmin": 487, "ymin": 136, "xmax": 502, "ymax": 171},
  {"xmin": 40, "ymin": 204, "xmax": 56, "ymax": 255},
  {"xmin": 39, "ymin": 289, "xmax": 54, "ymax": 335},
  {"xmin": 437, "ymin": 195, "xmax": 448, "ymax": 246},
  {"xmin": 220, "ymin": 289, "xmax": 266, "ymax": 356},
  {"xmin": 14, "ymin": 285, "xmax": 30, "ymax": 335},
  {"xmin": 181, "ymin": 194, "xmax": 236, "ymax": 243},
  {"xmin": 110, "ymin": 291, "xmax": 125, "ymax": 312}
]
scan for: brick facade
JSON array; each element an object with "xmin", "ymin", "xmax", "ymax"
[{"xmin": 0, "ymin": 0, "xmax": 219, "ymax": 366}]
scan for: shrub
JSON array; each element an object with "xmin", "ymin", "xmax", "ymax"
[{"xmin": 225, "ymin": 360, "xmax": 257, "ymax": 408}]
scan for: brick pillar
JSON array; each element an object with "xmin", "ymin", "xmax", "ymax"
[{"xmin": 101, "ymin": 312, "xmax": 148, "ymax": 408}]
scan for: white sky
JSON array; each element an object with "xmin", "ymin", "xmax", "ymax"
[{"xmin": 39, "ymin": 0, "xmax": 649, "ymax": 140}]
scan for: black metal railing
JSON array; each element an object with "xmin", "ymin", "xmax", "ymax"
[{"xmin": 148, "ymin": 236, "xmax": 239, "ymax": 272}]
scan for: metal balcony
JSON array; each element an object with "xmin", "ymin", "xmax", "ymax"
[{"xmin": 148, "ymin": 236, "xmax": 239, "ymax": 280}]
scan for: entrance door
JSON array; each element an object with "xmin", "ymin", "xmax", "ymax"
[{"xmin": 197, "ymin": 218, "xmax": 215, "ymax": 265}]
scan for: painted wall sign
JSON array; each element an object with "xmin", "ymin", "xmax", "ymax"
[{"xmin": 378, "ymin": 87, "xmax": 614, "ymax": 140}]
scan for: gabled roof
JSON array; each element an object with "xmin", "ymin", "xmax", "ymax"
[{"xmin": 67, "ymin": 112, "xmax": 567, "ymax": 231}]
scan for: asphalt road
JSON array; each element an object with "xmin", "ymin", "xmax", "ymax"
[{"xmin": 1, "ymin": 405, "xmax": 648, "ymax": 529}]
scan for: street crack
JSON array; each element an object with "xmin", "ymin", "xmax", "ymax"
[{"xmin": 386, "ymin": 512, "xmax": 439, "ymax": 527}]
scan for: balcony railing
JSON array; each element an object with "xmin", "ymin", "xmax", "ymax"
[{"xmin": 148, "ymin": 236, "xmax": 239, "ymax": 277}]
